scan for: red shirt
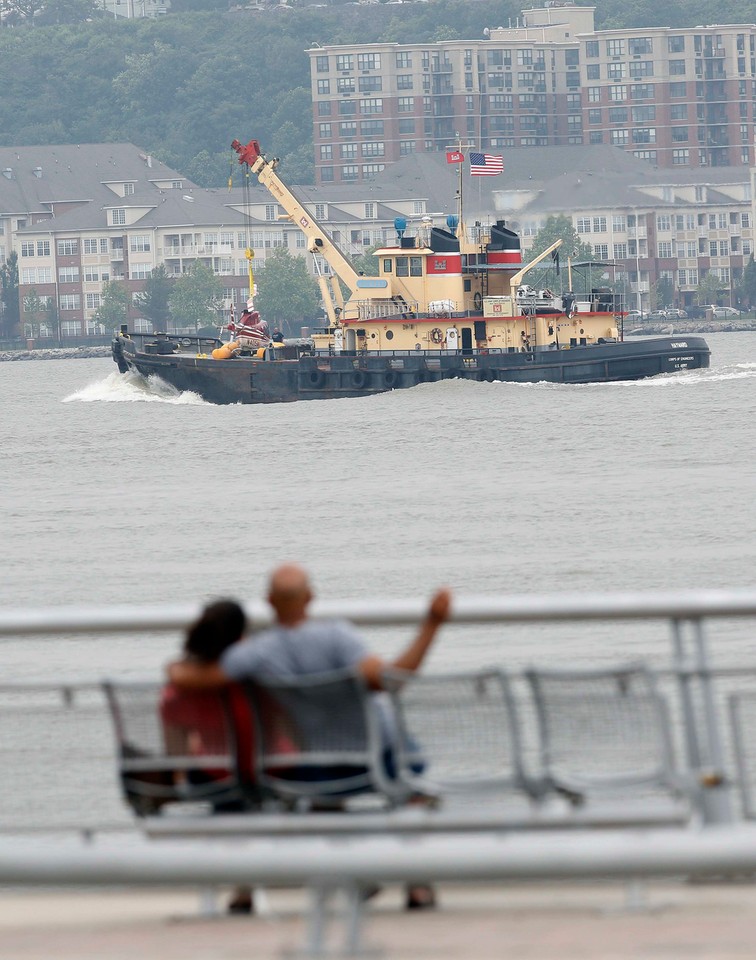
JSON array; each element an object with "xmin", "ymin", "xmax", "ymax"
[{"xmin": 160, "ymin": 683, "xmax": 255, "ymax": 781}]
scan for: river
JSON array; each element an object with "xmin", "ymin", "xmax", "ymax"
[{"xmin": 2, "ymin": 331, "xmax": 756, "ymax": 680}]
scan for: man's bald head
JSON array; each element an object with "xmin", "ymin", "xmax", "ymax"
[{"xmin": 268, "ymin": 564, "xmax": 313, "ymax": 625}]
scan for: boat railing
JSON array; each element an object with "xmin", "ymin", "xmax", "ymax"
[
  {"xmin": 355, "ymin": 299, "xmax": 421, "ymax": 321},
  {"xmin": 3, "ymin": 589, "xmax": 756, "ymax": 837}
]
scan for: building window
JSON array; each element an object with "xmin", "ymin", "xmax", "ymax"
[
  {"xmin": 399, "ymin": 140, "xmax": 415, "ymax": 156},
  {"xmin": 342, "ymin": 166, "xmax": 359, "ymax": 181},
  {"xmin": 670, "ymin": 104, "xmax": 688, "ymax": 120},
  {"xmin": 123, "ymin": 182, "xmax": 135, "ymax": 196},
  {"xmin": 628, "ymin": 37, "xmax": 652, "ymax": 55},
  {"xmin": 320, "ymin": 145, "xmax": 333, "ymax": 161},
  {"xmin": 610, "ymin": 129, "xmax": 629, "ymax": 146},
  {"xmin": 631, "ymin": 105, "xmax": 656, "ymax": 122},
  {"xmin": 130, "ymin": 264, "xmax": 151, "ymax": 280},
  {"xmin": 84, "ymin": 266, "xmax": 100, "ymax": 282},
  {"xmin": 360, "ymin": 120, "xmax": 384, "ymax": 136},
  {"xmin": 609, "ymin": 107, "xmax": 628, "ymax": 123},
  {"xmin": 83, "ymin": 238, "xmax": 99, "ymax": 254},
  {"xmin": 130, "ymin": 235, "xmax": 151, "ymax": 252},
  {"xmin": 318, "ymin": 123, "xmax": 332, "ymax": 138},
  {"xmin": 669, "ymin": 60, "xmax": 686, "ymax": 75},
  {"xmin": 21, "ymin": 241, "xmax": 35, "ymax": 257},
  {"xmin": 360, "ymin": 98, "xmax": 383, "ymax": 114},
  {"xmin": 358, "ymin": 76, "xmax": 382, "ymax": 93},
  {"xmin": 576, "ymin": 218, "xmax": 592, "ymax": 233},
  {"xmin": 396, "ymin": 52, "xmax": 411, "ymax": 68},
  {"xmin": 658, "ymin": 242, "xmax": 673, "ymax": 258},
  {"xmin": 317, "ymin": 80, "xmax": 330, "ymax": 95},
  {"xmin": 613, "ymin": 243, "xmax": 628, "ymax": 259},
  {"xmin": 59, "ymin": 294, "xmax": 80, "ymax": 311},
  {"xmin": 669, "ymin": 82, "xmax": 686, "ymax": 98},
  {"xmin": 318, "ymin": 102, "xmax": 332, "ymax": 117},
  {"xmin": 585, "ymin": 40, "xmax": 599, "ymax": 57},
  {"xmin": 339, "ymin": 122, "xmax": 357, "ymax": 137},
  {"xmin": 340, "ymin": 143, "xmax": 358, "ymax": 159},
  {"xmin": 337, "ymin": 77, "xmax": 355, "ymax": 94},
  {"xmin": 361, "ymin": 142, "xmax": 384, "ymax": 157},
  {"xmin": 316, "ymin": 55, "xmax": 329, "ymax": 72},
  {"xmin": 397, "ymin": 75, "xmax": 413, "ymax": 90},
  {"xmin": 361, "ymin": 164, "xmax": 385, "ymax": 177},
  {"xmin": 586, "ymin": 64, "xmax": 600, "ymax": 80},
  {"xmin": 672, "ymin": 126, "xmax": 689, "ymax": 142},
  {"xmin": 335, "ymin": 54, "xmax": 353, "ymax": 71},
  {"xmin": 57, "ymin": 239, "xmax": 79, "ymax": 256},
  {"xmin": 656, "ymin": 215, "xmax": 671, "ymax": 231},
  {"xmin": 339, "ymin": 101, "xmax": 357, "ymax": 116},
  {"xmin": 631, "ymin": 84, "xmax": 654, "ymax": 100},
  {"xmin": 58, "ymin": 266, "xmax": 80, "ymax": 283},
  {"xmin": 357, "ymin": 53, "xmax": 380, "ymax": 70},
  {"xmin": 37, "ymin": 239, "xmax": 50, "ymax": 256},
  {"xmin": 593, "ymin": 244, "xmax": 608, "ymax": 260},
  {"xmin": 320, "ymin": 167, "xmax": 334, "ymax": 182},
  {"xmin": 632, "ymin": 127, "xmax": 655, "ymax": 143},
  {"xmin": 629, "ymin": 61, "xmax": 653, "ymax": 78},
  {"xmin": 587, "ymin": 87, "xmax": 601, "ymax": 103},
  {"xmin": 85, "ymin": 293, "xmax": 101, "ymax": 310},
  {"xmin": 398, "ymin": 96, "xmax": 414, "ymax": 113},
  {"xmin": 607, "ymin": 62, "xmax": 626, "ymax": 80},
  {"xmin": 265, "ymin": 204, "xmax": 278, "ymax": 221},
  {"xmin": 398, "ymin": 118, "xmax": 415, "ymax": 134},
  {"xmin": 111, "ymin": 209, "xmax": 125, "ymax": 226},
  {"xmin": 668, "ymin": 35, "xmax": 685, "ymax": 53},
  {"xmin": 608, "ymin": 85, "xmax": 627, "ymax": 102},
  {"xmin": 589, "ymin": 131, "xmax": 603, "ymax": 144}
]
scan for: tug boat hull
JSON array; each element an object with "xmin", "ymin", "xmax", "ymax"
[{"xmin": 113, "ymin": 333, "xmax": 710, "ymax": 405}]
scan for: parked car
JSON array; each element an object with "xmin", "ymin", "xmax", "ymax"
[
  {"xmin": 661, "ymin": 308, "xmax": 688, "ymax": 319},
  {"xmin": 711, "ymin": 306, "xmax": 739, "ymax": 318}
]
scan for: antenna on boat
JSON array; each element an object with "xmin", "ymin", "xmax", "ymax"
[{"xmin": 445, "ymin": 135, "xmax": 474, "ymax": 236}]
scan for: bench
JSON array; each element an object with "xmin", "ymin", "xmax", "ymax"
[{"xmin": 103, "ymin": 663, "xmax": 699, "ymax": 956}]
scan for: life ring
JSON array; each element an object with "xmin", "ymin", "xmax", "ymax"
[
  {"xmin": 430, "ymin": 327, "xmax": 444, "ymax": 344},
  {"xmin": 308, "ymin": 369, "xmax": 326, "ymax": 388},
  {"xmin": 473, "ymin": 292, "xmax": 483, "ymax": 311},
  {"xmin": 351, "ymin": 370, "xmax": 366, "ymax": 389},
  {"xmin": 383, "ymin": 370, "xmax": 397, "ymax": 387}
]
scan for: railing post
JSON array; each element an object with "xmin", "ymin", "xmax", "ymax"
[{"xmin": 692, "ymin": 618, "xmax": 734, "ymax": 825}]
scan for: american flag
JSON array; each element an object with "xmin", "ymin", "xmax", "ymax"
[{"xmin": 470, "ymin": 152, "xmax": 504, "ymax": 177}]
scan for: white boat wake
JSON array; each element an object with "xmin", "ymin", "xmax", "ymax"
[{"xmin": 63, "ymin": 370, "xmax": 207, "ymax": 405}]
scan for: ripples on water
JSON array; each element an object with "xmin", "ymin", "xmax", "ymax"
[{"xmin": 2, "ymin": 332, "xmax": 756, "ymax": 678}]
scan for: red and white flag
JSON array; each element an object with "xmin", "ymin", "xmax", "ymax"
[
  {"xmin": 446, "ymin": 150, "xmax": 464, "ymax": 164},
  {"xmin": 470, "ymin": 152, "xmax": 504, "ymax": 176}
]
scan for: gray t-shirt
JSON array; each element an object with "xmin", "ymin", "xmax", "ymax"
[{"xmin": 221, "ymin": 619, "xmax": 367, "ymax": 682}]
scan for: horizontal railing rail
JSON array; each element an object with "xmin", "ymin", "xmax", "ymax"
[{"xmin": 3, "ymin": 588, "xmax": 756, "ymax": 637}]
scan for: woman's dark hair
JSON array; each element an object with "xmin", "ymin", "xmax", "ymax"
[{"xmin": 184, "ymin": 599, "xmax": 246, "ymax": 663}]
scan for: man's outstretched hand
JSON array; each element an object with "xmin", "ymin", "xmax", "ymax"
[{"xmin": 427, "ymin": 587, "xmax": 452, "ymax": 625}]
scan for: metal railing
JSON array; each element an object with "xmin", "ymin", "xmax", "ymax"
[{"xmin": 4, "ymin": 590, "xmax": 756, "ymax": 957}]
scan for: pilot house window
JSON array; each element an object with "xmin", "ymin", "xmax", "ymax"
[{"xmin": 395, "ymin": 256, "xmax": 423, "ymax": 277}]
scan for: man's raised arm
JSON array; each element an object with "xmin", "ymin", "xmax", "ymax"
[
  {"xmin": 359, "ymin": 587, "xmax": 452, "ymax": 690},
  {"xmin": 167, "ymin": 660, "xmax": 228, "ymax": 689}
]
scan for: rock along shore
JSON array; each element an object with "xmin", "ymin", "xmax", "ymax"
[
  {"xmin": 626, "ymin": 319, "xmax": 756, "ymax": 336},
  {"xmin": 0, "ymin": 346, "xmax": 112, "ymax": 362}
]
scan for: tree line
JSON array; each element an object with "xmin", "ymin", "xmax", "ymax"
[{"xmin": 1, "ymin": 0, "xmax": 754, "ymax": 187}]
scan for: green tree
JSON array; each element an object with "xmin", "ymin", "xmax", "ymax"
[
  {"xmin": 351, "ymin": 245, "xmax": 380, "ymax": 277},
  {"xmin": 528, "ymin": 215, "xmax": 594, "ymax": 262},
  {"xmin": 655, "ymin": 276, "xmax": 674, "ymax": 309},
  {"xmin": 169, "ymin": 260, "xmax": 223, "ymax": 332},
  {"xmin": 94, "ymin": 280, "xmax": 130, "ymax": 331},
  {"xmin": 22, "ymin": 287, "xmax": 45, "ymax": 339},
  {"xmin": 36, "ymin": 0, "xmax": 102, "ymax": 24},
  {"xmin": 0, "ymin": 252, "xmax": 20, "ymax": 338},
  {"xmin": 134, "ymin": 264, "xmax": 173, "ymax": 331},
  {"xmin": 254, "ymin": 248, "xmax": 320, "ymax": 335},
  {"xmin": 696, "ymin": 271, "xmax": 726, "ymax": 307},
  {"xmin": 738, "ymin": 255, "xmax": 756, "ymax": 311}
]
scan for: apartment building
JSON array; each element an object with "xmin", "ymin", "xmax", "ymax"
[
  {"xmin": 308, "ymin": 3, "xmax": 756, "ymax": 185},
  {"xmin": 1, "ymin": 143, "xmax": 429, "ymax": 339}
]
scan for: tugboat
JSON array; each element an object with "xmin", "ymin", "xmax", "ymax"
[{"xmin": 111, "ymin": 138, "xmax": 710, "ymax": 404}]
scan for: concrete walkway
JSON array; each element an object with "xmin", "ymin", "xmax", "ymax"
[{"xmin": 1, "ymin": 880, "xmax": 755, "ymax": 959}]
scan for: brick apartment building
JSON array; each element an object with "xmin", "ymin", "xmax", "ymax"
[{"xmin": 308, "ymin": 2, "xmax": 756, "ymax": 185}]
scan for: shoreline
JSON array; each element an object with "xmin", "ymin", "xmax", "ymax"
[{"xmin": 0, "ymin": 347, "xmax": 112, "ymax": 362}]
